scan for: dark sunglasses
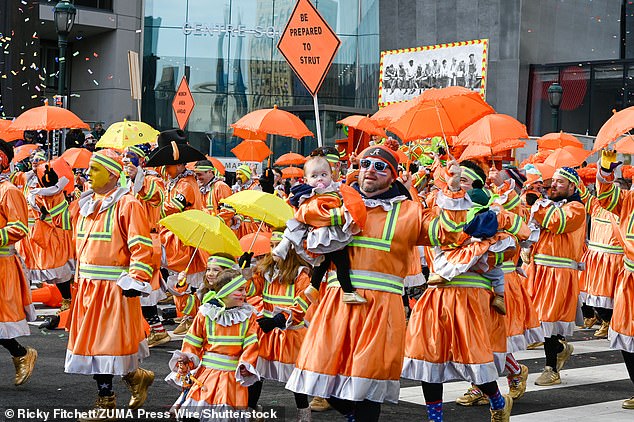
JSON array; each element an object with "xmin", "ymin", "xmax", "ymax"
[{"xmin": 359, "ymin": 158, "xmax": 388, "ymax": 172}]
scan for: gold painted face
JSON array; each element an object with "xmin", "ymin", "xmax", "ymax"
[{"xmin": 87, "ymin": 161, "xmax": 112, "ymax": 190}]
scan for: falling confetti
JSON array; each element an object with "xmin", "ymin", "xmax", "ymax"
[
  {"xmin": 72, "ymin": 51, "xmax": 79, "ymax": 56},
  {"xmin": 87, "ymin": 69, "xmax": 93, "ymax": 74},
  {"xmin": 93, "ymin": 80, "xmax": 99, "ymax": 86}
]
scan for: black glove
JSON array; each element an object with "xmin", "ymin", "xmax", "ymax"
[
  {"xmin": 122, "ymin": 289, "xmax": 143, "ymax": 298},
  {"xmin": 257, "ymin": 313, "xmax": 287, "ymax": 333},
  {"xmin": 40, "ymin": 164, "xmax": 59, "ymax": 188},
  {"xmin": 173, "ymin": 193, "xmax": 191, "ymax": 209},
  {"xmin": 238, "ymin": 251, "xmax": 254, "ymax": 268},
  {"xmin": 289, "ymin": 183, "xmax": 313, "ymax": 208},
  {"xmin": 39, "ymin": 205, "xmax": 49, "ymax": 221}
]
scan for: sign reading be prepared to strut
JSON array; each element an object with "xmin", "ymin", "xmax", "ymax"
[{"xmin": 277, "ymin": 0, "xmax": 341, "ymax": 96}]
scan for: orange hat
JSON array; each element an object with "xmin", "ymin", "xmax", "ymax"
[{"xmin": 360, "ymin": 145, "xmax": 399, "ymax": 176}]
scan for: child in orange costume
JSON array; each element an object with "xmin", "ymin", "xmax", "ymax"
[
  {"xmin": 174, "ymin": 269, "xmax": 260, "ymax": 414},
  {"xmin": 274, "ymin": 155, "xmax": 367, "ymax": 304}
]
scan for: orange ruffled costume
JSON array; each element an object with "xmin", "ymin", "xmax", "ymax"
[
  {"xmin": 286, "ymin": 187, "xmax": 469, "ymax": 403},
  {"xmin": 65, "ymin": 187, "xmax": 154, "ymax": 375},
  {"xmin": 175, "ymin": 302, "xmax": 260, "ymax": 411},
  {"xmin": 0, "ymin": 177, "xmax": 35, "ymax": 339},
  {"xmin": 249, "ymin": 268, "xmax": 310, "ymax": 382},
  {"xmin": 526, "ymin": 196, "xmax": 586, "ymax": 337},
  {"xmin": 595, "ymin": 171, "xmax": 634, "ymax": 352}
]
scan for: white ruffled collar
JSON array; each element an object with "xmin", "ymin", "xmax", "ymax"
[
  {"xmin": 199, "ymin": 302, "xmax": 255, "ymax": 326},
  {"xmin": 78, "ymin": 186, "xmax": 129, "ymax": 216},
  {"xmin": 362, "ymin": 194, "xmax": 407, "ymax": 211}
]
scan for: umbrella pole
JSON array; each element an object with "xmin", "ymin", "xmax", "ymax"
[
  {"xmin": 179, "ymin": 232, "xmax": 206, "ymax": 286},
  {"xmin": 247, "ymin": 219, "xmax": 266, "ymax": 253},
  {"xmin": 434, "ymin": 104, "xmax": 451, "ymax": 154}
]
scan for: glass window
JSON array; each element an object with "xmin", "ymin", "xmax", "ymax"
[
  {"xmin": 186, "ymin": 33, "xmax": 229, "ymax": 94},
  {"xmin": 559, "ymin": 65, "xmax": 591, "ymax": 136},
  {"xmin": 527, "ymin": 66, "xmax": 558, "ymax": 135},
  {"xmin": 590, "ymin": 64, "xmax": 624, "ymax": 135},
  {"xmin": 316, "ymin": 0, "xmax": 359, "ymax": 36},
  {"xmin": 145, "ymin": 0, "xmax": 186, "ymax": 28}
]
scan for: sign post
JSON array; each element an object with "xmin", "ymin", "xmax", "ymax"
[
  {"xmin": 172, "ymin": 76, "xmax": 195, "ymax": 130},
  {"xmin": 128, "ymin": 51, "xmax": 142, "ymax": 120},
  {"xmin": 277, "ymin": 0, "xmax": 341, "ymax": 147}
]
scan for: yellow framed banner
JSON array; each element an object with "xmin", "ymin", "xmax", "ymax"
[{"xmin": 378, "ymin": 38, "xmax": 488, "ymax": 106}]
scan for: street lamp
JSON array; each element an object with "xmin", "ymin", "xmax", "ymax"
[
  {"xmin": 54, "ymin": 0, "xmax": 77, "ymax": 98},
  {"xmin": 547, "ymin": 82, "xmax": 563, "ymax": 132}
]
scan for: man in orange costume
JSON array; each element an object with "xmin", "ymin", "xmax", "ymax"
[
  {"xmin": 286, "ymin": 145, "xmax": 469, "ymax": 421},
  {"xmin": 524, "ymin": 167, "xmax": 586, "ymax": 386},
  {"xmin": 0, "ymin": 139, "xmax": 37, "ymax": 387},
  {"xmin": 65, "ymin": 149, "xmax": 155, "ymax": 416},
  {"xmin": 193, "ymin": 159, "xmax": 232, "ymax": 216},
  {"xmin": 595, "ymin": 150, "xmax": 634, "ymax": 410},
  {"xmin": 145, "ymin": 129, "xmax": 207, "ymax": 335}
]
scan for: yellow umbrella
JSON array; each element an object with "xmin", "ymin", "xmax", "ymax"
[
  {"xmin": 221, "ymin": 190, "xmax": 293, "ymax": 229},
  {"xmin": 159, "ymin": 210, "xmax": 242, "ymax": 257},
  {"xmin": 96, "ymin": 119, "xmax": 159, "ymax": 150}
]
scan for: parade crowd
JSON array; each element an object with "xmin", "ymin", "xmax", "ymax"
[{"xmin": 1, "ymin": 126, "xmax": 634, "ymax": 422}]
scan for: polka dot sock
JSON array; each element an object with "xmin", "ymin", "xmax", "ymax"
[
  {"xmin": 425, "ymin": 400, "xmax": 443, "ymax": 421},
  {"xmin": 488, "ymin": 390, "xmax": 506, "ymax": 410}
]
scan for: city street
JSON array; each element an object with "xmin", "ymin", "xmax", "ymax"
[{"xmin": 1, "ymin": 309, "xmax": 632, "ymax": 422}]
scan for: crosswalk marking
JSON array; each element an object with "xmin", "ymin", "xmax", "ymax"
[
  {"xmin": 510, "ymin": 400, "xmax": 632, "ymax": 421},
  {"xmin": 399, "ymin": 363, "xmax": 628, "ymax": 404}
]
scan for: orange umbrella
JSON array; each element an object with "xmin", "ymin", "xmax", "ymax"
[
  {"xmin": 231, "ymin": 105, "xmax": 314, "ymax": 139},
  {"xmin": 232, "ymin": 127, "xmax": 267, "ymax": 141},
  {"xmin": 455, "ymin": 114, "xmax": 528, "ymax": 148},
  {"xmin": 282, "ymin": 167, "xmax": 303, "ymax": 179},
  {"xmin": 594, "ymin": 106, "xmax": 634, "ymax": 151},
  {"xmin": 61, "ymin": 147, "xmax": 92, "ymax": 169},
  {"xmin": 458, "ymin": 140, "xmax": 524, "ymax": 162},
  {"xmin": 231, "ymin": 139, "xmax": 272, "ymax": 163},
  {"xmin": 537, "ymin": 132, "xmax": 583, "ymax": 150},
  {"xmin": 532, "ymin": 163, "xmax": 556, "ymax": 180},
  {"xmin": 370, "ymin": 100, "xmax": 414, "ymax": 127},
  {"xmin": 12, "ymin": 144, "xmax": 40, "ymax": 163},
  {"xmin": 337, "ymin": 115, "xmax": 387, "ymax": 137},
  {"xmin": 387, "ymin": 86, "xmax": 495, "ymax": 142},
  {"xmin": 544, "ymin": 146, "xmax": 591, "ymax": 169},
  {"xmin": 395, "ymin": 149, "xmax": 408, "ymax": 163},
  {"xmin": 275, "ymin": 152, "xmax": 306, "ymax": 166},
  {"xmin": 612, "ymin": 136, "xmax": 634, "ymax": 154},
  {"xmin": 36, "ymin": 157, "xmax": 74, "ymax": 194},
  {"xmin": 239, "ymin": 231, "xmax": 272, "ymax": 257},
  {"xmin": 0, "ymin": 119, "xmax": 23, "ymax": 142},
  {"xmin": 207, "ymin": 155, "xmax": 226, "ymax": 175},
  {"xmin": 9, "ymin": 103, "xmax": 89, "ymax": 131}
]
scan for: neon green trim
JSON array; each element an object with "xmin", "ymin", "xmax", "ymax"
[
  {"xmin": 349, "ymin": 203, "xmax": 400, "ymax": 251},
  {"xmin": 130, "ymin": 261, "xmax": 154, "ymax": 278},
  {"xmin": 184, "ymin": 333, "xmax": 203, "ymax": 348},
  {"xmin": 327, "ymin": 270, "xmax": 403, "ymax": 294},
  {"xmin": 128, "ymin": 235, "xmax": 153, "ymax": 248},
  {"xmin": 587, "ymin": 241, "xmax": 624, "ymax": 254},
  {"xmin": 201, "ymin": 353, "xmax": 239, "ymax": 371},
  {"xmin": 78, "ymin": 264, "xmax": 127, "ymax": 280}
]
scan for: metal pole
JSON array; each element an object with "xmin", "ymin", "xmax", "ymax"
[
  {"xmin": 313, "ymin": 94, "xmax": 323, "ymax": 147},
  {"xmin": 58, "ymin": 33, "xmax": 67, "ymax": 97},
  {"xmin": 551, "ymin": 107, "xmax": 559, "ymax": 132}
]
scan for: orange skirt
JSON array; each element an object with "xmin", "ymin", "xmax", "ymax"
[
  {"xmin": 504, "ymin": 271, "xmax": 543, "ymax": 352},
  {"xmin": 65, "ymin": 277, "xmax": 149, "ymax": 375},
  {"xmin": 257, "ymin": 326, "xmax": 307, "ymax": 382},
  {"xmin": 403, "ymin": 285, "xmax": 505, "ymax": 384},
  {"xmin": 286, "ymin": 287, "xmax": 405, "ymax": 403},
  {"xmin": 0, "ymin": 255, "xmax": 33, "ymax": 339},
  {"xmin": 609, "ymin": 270, "xmax": 634, "ymax": 353},
  {"xmin": 17, "ymin": 221, "xmax": 74, "ymax": 283},
  {"xmin": 526, "ymin": 264, "xmax": 579, "ymax": 337},
  {"xmin": 580, "ymin": 249, "xmax": 622, "ymax": 309},
  {"xmin": 180, "ymin": 367, "xmax": 248, "ymax": 409},
  {"xmin": 161, "ymin": 230, "xmax": 207, "ymax": 274}
]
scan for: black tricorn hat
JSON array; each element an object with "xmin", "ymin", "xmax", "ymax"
[
  {"xmin": 145, "ymin": 129, "xmax": 206, "ymax": 167},
  {"xmin": 0, "ymin": 139, "xmax": 14, "ymax": 163}
]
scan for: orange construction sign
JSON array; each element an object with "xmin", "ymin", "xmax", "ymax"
[
  {"xmin": 172, "ymin": 76, "xmax": 195, "ymax": 130},
  {"xmin": 277, "ymin": 0, "xmax": 341, "ymax": 96}
]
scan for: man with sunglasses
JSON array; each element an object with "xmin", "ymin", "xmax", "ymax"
[{"xmin": 287, "ymin": 145, "xmax": 471, "ymax": 422}]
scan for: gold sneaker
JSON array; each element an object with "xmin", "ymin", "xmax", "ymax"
[
  {"xmin": 172, "ymin": 317, "xmax": 192, "ymax": 335},
  {"xmin": 491, "ymin": 295, "xmax": 506, "ymax": 315},
  {"xmin": 594, "ymin": 321, "xmax": 609, "ymax": 339},
  {"xmin": 78, "ymin": 394, "xmax": 116, "ymax": 422},
  {"xmin": 13, "ymin": 346, "xmax": 37, "ymax": 386},
  {"xmin": 342, "ymin": 291, "xmax": 367, "ymax": 304},
  {"xmin": 534, "ymin": 366, "xmax": 561, "ymax": 386},
  {"xmin": 309, "ymin": 397, "xmax": 332, "ymax": 412},
  {"xmin": 580, "ymin": 316, "xmax": 598, "ymax": 329},
  {"xmin": 556, "ymin": 341, "xmax": 574, "ymax": 371},
  {"xmin": 526, "ymin": 342, "xmax": 544, "ymax": 350},
  {"xmin": 147, "ymin": 330, "xmax": 171, "ymax": 348},
  {"xmin": 122, "ymin": 368, "xmax": 154, "ymax": 409},
  {"xmin": 490, "ymin": 394, "xmax": 513, "ymax": 422},
  {"xmin": 456, "ymin": 385, "xmax": 489, "ymax": 406},
  {"xmin": 507, "ymin": 364, "xmax": 529, "ymax": 400},
  {"xmin": 426, "ymin": 273, "xmax": 448, "ymax": 285},
  {"xmin": 304, "ymin": 285, "xmax": 320, "ymax": 305},
  {"xmin": 59, "ymin": 298, "xmax": 72, "ymax": 313},
  {"xmin": 622, "ymin": 396, "xmax": 634, "ymax": 409}
]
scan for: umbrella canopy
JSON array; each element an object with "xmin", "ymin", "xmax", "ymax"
[
  {"xmin": 282, "ymin": 167, "xmax": 304, "ymax": 179},
  {"xmin": 613, "ymin": 136, "xmax": 634, "ymax": 154},
  {"xmin": 96, "ymin": 120, "xmax": 159, "ymax": 150},
  {"xmin": 537, "ymin": 132, "xmax": 583, "ymax": 150},
  {"xmin": 231, "ymin": 127, "xmax": 267, "ymax": 141},
  {"xmin": 207, "ymin": 156, "xmax": 226, "ymax": 175},
  {"xmin": 159, "ymin": 210, "xmax": 242, "ymax": 257},
  {"xmin": 36, "ymin": 157, "xmax": 74, "ymax": 194},
  {"xmin": 370, "ymin": 100, "xmax": 414, "ymax": 127},
  {"xmin": 0, "ymin": 119, "xmax": 23, "ymax": 142},
  {"xmin": 274, "ymin": 152, "xmax": 306, "ymax": 166},
  {"xmin": 594, "ymin": 106, "xmax": 634, "ymax": 151},
  {"xmin": 230, "ymin": 105, "xmax": 314, "ymax": 140},
  {"xmin": 455, "ymin": 114, "xmax": 528, "ymax": 147},
  {"xmin": 231, "ymin": 139, "xmax": 272, "ymax": 163},
  {"xmin": 61, "ymin": 147, "xmax": 92, "ymax": 169},
  {"xmin": 337, "ymin": 115, "xmax": 387, "ymax": 137},
  {"xmin": 9, "ymin": 104, "xmax": 89, "ymax": 131},
  {"xmin": 387, "ymin": 86, "xmax": 495, "ymax": 142},
  {"xmin": 12, "ymin": 144, "xmax": 40, "ymax": 163},
  {"xmin": 239, "ymin": 231, "xmax": 272, "ymax": 257},
  {"xmin": 221, "ymin": 190, "xmax": 293, "ymax": 229},
  {"xmin": 532, "ymin": 163, "xmax": 556, "ymax": 180},
  {"xmin": 544, "ymin": 146, "xmax": 591, "ymax": 169}
]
